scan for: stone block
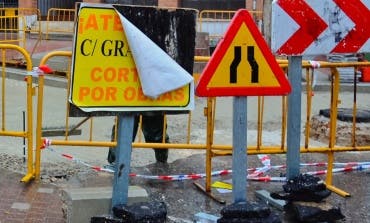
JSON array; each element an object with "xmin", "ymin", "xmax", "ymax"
[
  {"xmin": 63, "ymin": 186, "xmax": 148, "ymax": 223},
  {"xmin": 255, "ymin": 190, "xmax": 286, "ymax": 211}
]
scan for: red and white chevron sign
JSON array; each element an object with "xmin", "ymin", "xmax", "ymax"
[{"xmin": 271, "ymin": 0, "xmax": 370, "ymax": 55}]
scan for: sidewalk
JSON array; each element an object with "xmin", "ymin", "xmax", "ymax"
[
  {"xmin": 0, "ymin": 38, "xmax": 71, "ymax": 223},
  {"xmin": 0, "ymin": 168, "xmax": 65, "ymax": 223}
]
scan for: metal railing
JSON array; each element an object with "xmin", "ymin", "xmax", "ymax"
[
  {"xmin": 45, "ymin": 8, "xmax": 75, "ymax": 39},
  {"xmin": 0, "ymin": 44, "xmax": 34, "ymax": 182},
  {"xmin": 1, "ymin": 48, "xmax": 369, "ymax": 198},
  {"xmin": 197, "ymin": 10, "xmax": 263, "ymax": 45}
]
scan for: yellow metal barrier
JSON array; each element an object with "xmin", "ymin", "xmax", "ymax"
[
  {"xmin": 0, "ymin": 8, "xmax": 42, "ymax": 57},
  {"xmin": 0, "ymin": 8, "xmax": 41, "ymax": 36},
  {"xmin": 0, "ymin": 15, "xmax": 26, "ymax": 48},
  {"xmin": 0, "ymin": 44, "xmax": 34, "ymax": 182},
  {"xmin": 45, "ymin": 8, "xmax": 75, "ymax": 39},
  {"xmin": 198, "ymin": 10, "xmax": 263, "ymax": 43},
  {"xmin": 34, "ymin": 51, "xmax": 205, "ymax": 180},
  {"xmin": 200, "ymin": 56, "xmax": 370, "ymax": 198},
  {"xmin": 34, "ymin": 51, "xmax": 370, "ymax": 198}
]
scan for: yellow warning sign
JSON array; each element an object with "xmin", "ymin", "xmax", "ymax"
[
  {"xmin": 208, "ymin": 23, "xmax": 280, "ymax": 88},
  {"xmin": 70, "ymin": 6, "xmax": 191, "ymax": 111},
  {"xmin": 196, "ymin": 9, "xmax": 291, "ymax": 97}
]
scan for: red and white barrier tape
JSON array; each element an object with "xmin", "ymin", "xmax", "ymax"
[
  {"xmin": 40, "ymin": 138, "xmax": 370, "ymax": 181},
  {"xmin": 26, "ymin": 65, "xmax": 53, "ymax": 78},
  {"xmin": 309, "ymin": 60, "xmax": 321, "ymax": 68}
]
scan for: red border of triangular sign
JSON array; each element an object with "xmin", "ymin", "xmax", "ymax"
[{"xmin": 195, "ymin": 9, "xmax": 291, "ymax": 97}]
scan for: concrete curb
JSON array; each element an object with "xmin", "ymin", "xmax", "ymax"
[{"xmin": 62, "ymin": 186, "xmax": 148, "ymax": 223}]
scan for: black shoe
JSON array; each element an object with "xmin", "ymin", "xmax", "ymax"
[
  {"xmin": 154, "ymin": 149, "xmax": 168, "ymax": 163},
  {"xmin": 107, "ymin": 148, "xmax": 116, "ymax": 164}
]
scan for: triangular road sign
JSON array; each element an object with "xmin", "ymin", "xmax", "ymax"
[{"xmin": 196, "ymin": 9, "xmax": 291, "ymax": 97}]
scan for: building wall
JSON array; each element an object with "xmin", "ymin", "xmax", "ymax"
[
  {"xmin": 19, "ymin": 0, "xmax": 263, "ymax": 10},
  {"xmin": 19, "ymin": 0, "xmax": 37, "ymax": 8},
  {"xmin": 245, "ymin": 0, "xmax": 263, "ymax": 11},
  {"xmin": 158, "ymin": 0, "xmax": 179, "ymax": 8},
  {"xmin": 245, "ymin": 0, "xmax": 263, "ymax": 20},
  {"xmin": 82, "ymin": 0, "xmax": 103, "ymax": 3}
]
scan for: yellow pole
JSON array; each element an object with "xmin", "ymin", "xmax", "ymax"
[
  {"xmin": 34, "ymin": 51, "xmax": 72, "ymax": 180},
  {"xmin": 326, "ymin": 68, "xmax": 339, "ymax": 187},
  {"xmin": 34, "ymin": 75, "xmax": 44, "ymax": 180},
  {"xmin": 205, "ymin": 97, "xmax": 215, "ymax": 192},
  {"xmin": 0, "ymin": 44, "xmax": 36, "ymax": 183},
  {"xmin": 352, "ymin": 67, "xmax": 357, "ymax": 147},
  {"xmin": 186, "ymin": 112, "xmax": 192, "ymax": 144},
  {"xmin": 257, "ymin": 96, "xmax": 263, "ymax": 149},
  {"xmin": 281, "ymin": 96, "xmax": 287, "ymax": 149},
  {"xmin": 304, "ymin": 68, "xmax": 313, "ymax": 148},
  {"xmin": 1, "ymin": 49, "xmax": 5, "ymax": 130}
]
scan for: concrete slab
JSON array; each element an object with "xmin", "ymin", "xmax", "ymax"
[
  {"xmin": 63, "ymin": 186, "xmax": 148, "ymax": 223},
  {"xmin": 255, "ymin": 189, "xmax": 286, "ymax": 211}
]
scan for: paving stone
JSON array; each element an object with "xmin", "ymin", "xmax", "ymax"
[
  {"xmin": 37, "ymin": 187, "xmax": 54, "ymax": 194},
  {"xmin": 11, "ymin": 202, "xmax": 31, "ymax": 210}
]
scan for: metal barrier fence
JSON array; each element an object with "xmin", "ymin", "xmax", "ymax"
[
  {"xmin": 34, "ymin": 51, "xmax": 204, "ymax": 179},
  {"xmin": 204, "ymin": 58, "xmax": 370, "ymax": 197},
  {"xmin": 197, "ymin": 10, "xmax": 263, "ymax": 45},
  {"xmin": 0, "ymin": 8, "xmax": 41, "ymax": 55},
  {"xmin": 0, "ymin": 8, "xmax": 41, "ymax": 36},
  {"xmin": 29, "ymin": 51, "xmax": 370, "ymax": 198},
  {"xmin": 0, "ymin": 45, "xmax": 368, "ymax": 195},
  {"xmin": 45, "ymin": 8, "xmax": 75, "ymax": 39},
  {"xmin": 0, "ymin": 7, "xmax": 75, "ymax": 40},
  {"xmin": 0, "ymin": 15, "xmax": 26, "ymax": 50},
  {"xmin": 0, "ymin": 44, "xmax": 34, "ymax": 182}
]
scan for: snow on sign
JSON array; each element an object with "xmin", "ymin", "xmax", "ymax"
[
  {"xmin": 196, "ymin": 9, "xmax": 291, "ymax": 97},
  {"xmin": 272, "ymin": 0, "xmax": 370, "ymax": 55}
]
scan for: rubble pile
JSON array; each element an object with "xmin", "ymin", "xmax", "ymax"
[
  {"xmin": 113, "ymin": 201, "xmax": 167, "ymax": 223},
  {"xmin": 217, "ymin": 201, "xmax": 281, "ymax": 223},
  {"xmin": 309, "ymin": 109, "xmax": 370, "ymax": 146},
  {"xmin": 271, "ymin": 174, "xmax": 345, "ymax": 222},
  {"xmin": 91, "ymin": 201, "xmax": 167, "ymax": 223}
]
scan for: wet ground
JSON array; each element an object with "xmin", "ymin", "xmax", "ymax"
[{"xmin": 56, "ymin": 151, "xmax": 370, "ymax": 223}]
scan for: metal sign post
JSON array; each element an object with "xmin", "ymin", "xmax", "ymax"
[
  {"xmin": 232, "ymin": 97, "xmax": 248, "ymax": 202},
  {"xmin": 111, "ymin": 113, "xmax": 135, "ymax": 207},
  {"xmin": 286, "ymin": 56, "xmax": 302, "ymax": 179}
]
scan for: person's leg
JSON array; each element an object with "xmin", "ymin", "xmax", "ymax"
[
  {"xmin": 107, "ymin": 116, "xmax": 140, "ymax": 164},
  {"xmin": 141, "ymin": 114, "xmax": 169, "ymax": 163}
]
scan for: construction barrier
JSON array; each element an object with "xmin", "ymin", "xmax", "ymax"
[
  {"xmin": 0, "ymin": 15, "xmax": 27, "ymax": 66},
  {"xmin": 30, "ymin": 50, "xmax": 370, "ymax": 198},
  {"xmin": 203, "ymin": 57, "xmax": 370, "ymax": 197},
  {"xmin": 0, "ymin": 42, "xmax": 367, "ymax": 197},
  {"xmin": 45, "ymin": 8, "xmax": 75, "ymax": 39},
  {"xmin": 197, "ymin": 10, "xmax": 263, "ymax": 45},
  {"xmin": 0, "ymin": 8, "xmax": 42, "ymax": 55},
  {"xmin": 0, "ymin": 44, "xmax": 34, "ymax": 182},
  {"xmin": 0, "ymin": 8, "xmax": 41, "ymax": 36}
]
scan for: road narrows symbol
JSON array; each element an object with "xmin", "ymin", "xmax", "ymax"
[
  {"xmin": 229, "ymin": 46, "xmax": 259, "ymax": 84},
  {"xmin": 230, "ymin": 46, "xmax": 241, "ymax": 83},
  {"xmin": 247, "ymin": 46, "xmax": 258, "ymax": 83}
]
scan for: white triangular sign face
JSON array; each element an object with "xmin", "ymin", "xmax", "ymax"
[{"xmin": 115, "ymin": 10, "xmax": 193, "ymax": 99}]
